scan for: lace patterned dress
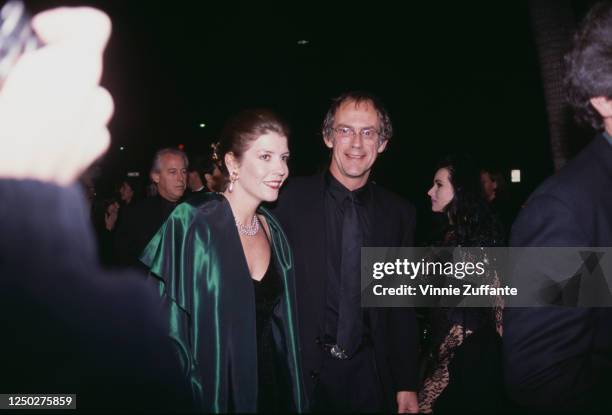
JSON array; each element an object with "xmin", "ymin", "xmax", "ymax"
[{"xmin": 418, "ymin": 231, "xmax": 506, "ymax": 413}]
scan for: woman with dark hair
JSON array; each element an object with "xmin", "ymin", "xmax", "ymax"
[
  {"xmin": 112, "ymin": 176, "xmax": 142, "ymax": 229},
  {"xmin": 140, "ymin": 109, "xmax": 304, "ymax": 413},
  {"xmin": 418, "ymin": 155, "xmax": 506, "ymax": 413},
  {"xmin": 118, "ymin": 176, "xmax": 142, "ymax": 206}
]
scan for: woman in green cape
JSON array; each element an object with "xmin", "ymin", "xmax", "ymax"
[{"xmin": 141, "ymin": 109, "xmax": 305, "ymax": 413}]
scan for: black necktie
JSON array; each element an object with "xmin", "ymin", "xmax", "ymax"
[{"xmin": 336, "ymin": 193, "xmax": 363, "ymax": 357}]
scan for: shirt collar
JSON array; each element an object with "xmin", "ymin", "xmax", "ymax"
[
  {"xmin": 158, "ymin": 194, "xmax": 179, "ymax": 206},
  {"xmin": 325, "ymin": 171, "xmax": 371, "ymax": 205}
]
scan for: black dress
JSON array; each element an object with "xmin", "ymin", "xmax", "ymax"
[
  {"xmin": 253, "ymin": 262, "xmax": 285, "ymax": 412},
  {"xmin": 418, "ymin": 228, "xmax": 507, "ymax": 413}
]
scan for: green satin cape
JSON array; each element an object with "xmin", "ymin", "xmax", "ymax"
[{"xmin": 140, "ymin": 193, "xmax": 305, "ymax": 413}]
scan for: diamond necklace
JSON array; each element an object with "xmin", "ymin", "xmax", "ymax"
[{"xmin": 235, "ymin": 215, "xmax": 260, "ymax": 236}]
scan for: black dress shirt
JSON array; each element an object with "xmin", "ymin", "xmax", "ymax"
[{"xmin": 323, "ymin": 172, "xmax": 372, "ymax": 342}]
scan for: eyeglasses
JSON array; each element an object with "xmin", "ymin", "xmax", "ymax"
[{"xmin": 331, "ymin": 126, "xmax": 380, "ymax": 141}]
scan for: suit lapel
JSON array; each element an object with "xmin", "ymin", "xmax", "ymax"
[
  {"xmin": 363, "ymin": 186, "xmax": 395, "ymax": 336},
  {"xmin": 297, "ymin": 176, "xmax": 328, "ymax": 331},
  {"xmin": 365, "ymin": 186, "xmax": 390, "ymax": 247}
]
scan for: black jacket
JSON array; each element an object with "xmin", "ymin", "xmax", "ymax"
[
  {"xmin": 504, "ymin": 134, "xmax": 612, "ymax": 410},
  {"xmin": 271, "ymin": 174, "xmax": 420, "ymax": 411},
  {"xmin": 0, "ymin": 180, "xmax": 189, "ymax": 412},
  {"xmin": 114, "ymin": 194, "xmax": 178, "ymax": 269}
]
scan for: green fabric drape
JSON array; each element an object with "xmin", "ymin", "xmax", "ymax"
[{"xmin": 141, "ymin": 193, "xmax": 304, "ymax": 413}]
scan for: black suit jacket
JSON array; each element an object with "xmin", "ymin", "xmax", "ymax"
[
  {"xmin": 114, "ymin": 195, "xmax": 178, "ymax": 269},
  {"xmin": 271, "ymin": 174, "xmax": 420, "ymax": 411},
  {"xmin": 504, "ymin": 134, "xmax": 612, "ymax": 410},
  {"xmin": 0, "ymin": 180, "xmax": 190, "ymax": 412}
]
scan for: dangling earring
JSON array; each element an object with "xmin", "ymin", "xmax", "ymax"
[{"xmin": 228, "ymin": 172, "xmax": 237, "ymax": 193}]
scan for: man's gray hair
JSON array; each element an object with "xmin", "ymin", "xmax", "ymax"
[{"xmin": 150, "ymin": 148, "xmax": 189, "ymax": 174}]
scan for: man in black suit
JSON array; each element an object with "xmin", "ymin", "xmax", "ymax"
[
  {"xmin": 0, "ymin": 6, "xmax": 188, "ymax": 411},
  {"xmin": 187, "ymin": 155, "xmax": 208, "ymax": 193},
  {"xmin": 187, "ymin": 153, "xmax": 225, "ymax": 194},
  {"xmin": 114, "ymin": 148, "xmax": 187, "ymax": 269},
  {"xmin": 504, "ymin": 2, "xmax": 612, "ymax": 411},
  {"xmin": 272, "ymin": 91, "xmax": 419, "ymax": 412}
]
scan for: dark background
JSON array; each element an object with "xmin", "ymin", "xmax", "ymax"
[{"xmin": 28, "ymin": 0, "xmax": 595, "ymax": 217}]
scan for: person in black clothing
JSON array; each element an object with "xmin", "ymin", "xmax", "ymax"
[
  {"xmin": 92, "ymin": 176, "xmax": 142, "ymax": 267},
  {"xmin": 419, "ymin": 155, "xmax": 506, "ymax": 413},
  {"xmin": 272, "ymin": 91, "xmax": 420, "ymax": 413},
  {"xmin": 480, "ymin": 167, "xmax": 517, "ymax": 239},
  {"xmin": 504, "ymin": 2, "xmax": 612, "ymax": 411},
  {"xmin": 187, "ymin": 150, "xmax": 225, "ymax": 194},
  {"xmin": 92, "ymin": 196, "xmax": 120, "ymax": 266},
  {"xmin": 187, "ymin": 155, "xmax": 208, "ymax": 193},
  {"xmin": 118, "ymin": 176, "xmax": 142, "ymax": 206},
  {"xmin": 114, "ymin": 148, "xmax": 188, "ymax": 269}
]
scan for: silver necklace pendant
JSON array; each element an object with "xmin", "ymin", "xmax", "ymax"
[{"xmin": 235, "ymin": 215, "xmax": 260, "ymax": 236}]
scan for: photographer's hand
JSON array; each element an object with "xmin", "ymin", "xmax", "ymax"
[{"xmin": 0, "ymin": 7, "xmax": 113, "ymax": 185}]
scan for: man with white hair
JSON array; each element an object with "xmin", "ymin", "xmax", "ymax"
[{"xmin": 114, "ymin": 147, "xmax": 187, "ymax": 268}]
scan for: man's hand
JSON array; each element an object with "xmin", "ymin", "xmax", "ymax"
[
  {"xmin": 397, "ymin": 390, "xmax": 419, "ymax": 413},
  {"xmin": 0, "ymin": 7, "xmax": 113, "ymax": 185}
]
